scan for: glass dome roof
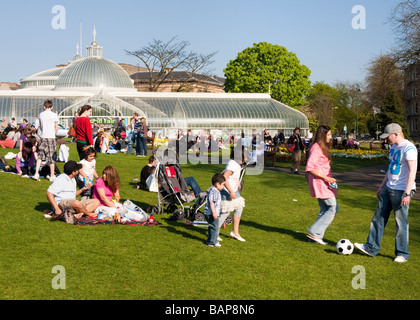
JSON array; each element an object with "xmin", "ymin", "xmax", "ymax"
[
  {"xmin": 54, "ymin": 57, "xmax": 135, "ymax": 91},
  {"xmin": 20, "ymin": 67, "xmax": 65, "ymax": 89}
]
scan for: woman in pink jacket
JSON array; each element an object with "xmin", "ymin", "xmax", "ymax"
[{"xmin": 305, "ymin": 125, "xmax": 338, "ymax": 245}]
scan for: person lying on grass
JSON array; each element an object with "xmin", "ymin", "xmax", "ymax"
[{"xmin": 46, "ymin": 160, "xmax": 100, "ymax": 219}]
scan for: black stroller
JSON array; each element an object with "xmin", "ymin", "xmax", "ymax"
[{"xmin": 147, "ymin": 149, "xmax": 197, "ymax": 220}]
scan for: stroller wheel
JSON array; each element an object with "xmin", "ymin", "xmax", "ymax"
[
  {"xmin": 173, "ymin": 209, "xmax": 186, "ymax": 221},
  {"xmin": 166, "ymin": 204, "xmax": 177, "ymax": 214},
  {"xmin": 225, "ymin": 214, "xmax": 233, "ymax": 225},
  {"xmin": 193, "ymin": 212, "xmax": 206, "ymax": 222},
  {"xmin": 150, "ymin": 205, "xmax": 160, "ymax": 215}
]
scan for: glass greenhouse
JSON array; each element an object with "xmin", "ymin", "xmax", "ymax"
[
  {"xmin": 0, "ymin": 30, "xmax": 309, "ymax": 138},
  {"xmin": 0, "ymin": 92, "xmax": 309, "ymax": 137}
]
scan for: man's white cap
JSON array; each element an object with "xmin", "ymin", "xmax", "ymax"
[{"xmin": 380, "ymin": 123, "xmax": 402, "ymax": 139}]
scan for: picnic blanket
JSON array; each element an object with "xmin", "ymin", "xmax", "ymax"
[{"xmin": 45, "ymin": 210, "xmax": 161, "ymax": 226}]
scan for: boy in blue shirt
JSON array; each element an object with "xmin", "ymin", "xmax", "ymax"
[{"xmin": 204, "ymin": 173, "xmax": 226, "ymax": 247}]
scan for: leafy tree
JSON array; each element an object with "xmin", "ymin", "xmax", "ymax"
[
  {"xmin": 223, "ymin": 42, "xmax": 311, "ymax": 107},
  {"xmin": 305, "ymin": 82, "xmax": 339, "ymax": 130},
  {"xmin": 377, "ymin": 90, "xmax": 410, "ymax": 137}
]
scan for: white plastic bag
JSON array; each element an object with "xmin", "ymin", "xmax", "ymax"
[
  {"xmin": 146, "ymin": 168, "xmax": 159, "ymax": 192},
  {"xmin": 59, "ymin": 145, "xmax": 69, "ymax": 162},
  {"xmin": 121, "ymin": 200, "xmax": 149, "ymax": 221},
  {"xmin": 112, "ymin": 200, "xmax": 124, "ymax": 214},
  {"xmin": 95, "ymin": 206, "xmax": 117, "ymax": 220},
  {"xmin": 123, "ymin": 200, "xmax": 145, "ymax": 213},
  {"xmin": 124, "ymin": 208, "xmax": 149, "ymax": 222}
]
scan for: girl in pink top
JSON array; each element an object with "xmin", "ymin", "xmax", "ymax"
[
  {"xmin": 93, "ymin": 165, "xmax": 120, "ymax": 207},
  {"xmin": 305, "ymin": 125, "xmax": 338, "ymax": 245}
]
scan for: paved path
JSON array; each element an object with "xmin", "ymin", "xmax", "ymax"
[{"xmin": 265, "ymin": 165, "xmax": 420, "ymax": 201}]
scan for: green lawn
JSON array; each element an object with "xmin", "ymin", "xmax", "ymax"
[{"xmin": 0, "ymin": 144, "xmax": 419, "ymax": 300}]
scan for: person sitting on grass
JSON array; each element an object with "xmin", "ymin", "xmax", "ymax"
[
  {"xmin": 77, "ymin": 147, "xmax": 99, "ymax": 201},
  {"xmin": 18, "ymin": 128, "xmax": 33, "ymax": 153},
  {"xmin": 0, "ymin": 155, "xmax": 14, "ymax": 172},
  {"xmin": 93, "ymin": 165, "xmax": 121, "ymax": 208},
  {"xmin": 46, "ymin": 160, "xmax": 100, "ymax": 219},
  {"xmin": 135, "ymin": 155, "xmax": 157, "ymax": 190},
  {"xmin": 93, "ymin": 130, "xmax": 103, "ymax": 153},
  {"xmin": 0, "ymin": 133, "xmax": 18, "ymax": 149},
  {"xmin": 100, "ymin": 130, "xmax": 110, "ymax": 154},
  {"xmin": 112, "ymin": 133, "xmax": 128, "ymax": 153},
  {"xmin": 13, "ymin": 142, "xmax": 37, "ymax": 177}
]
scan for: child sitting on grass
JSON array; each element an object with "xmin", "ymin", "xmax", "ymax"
[
  {"xmin": 14, "ymin": 141, "xmax": 37, "ymax": 177},
  {"xmin": 204, "ymin": 173, "xmax": 226, "ymax": 247},
  {"xmin": 77, "ymin": 147, "xmax": 99, "ymax": 201}
]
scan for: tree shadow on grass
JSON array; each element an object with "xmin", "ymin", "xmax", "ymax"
[
  {"xmin": 324, "ymin": 247, "xmax": 394, "ymax": 260},
  {"xmin": 161, "ymin": 220, "xmax": 207, "ymax": 243},
  {"xmin": 240, "ymin": 219, "xmax": 309, "ymax": 243}
]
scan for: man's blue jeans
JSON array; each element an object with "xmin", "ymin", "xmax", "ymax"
[
  {"xmin": 364, "ymin": 186, "xmax": 411, "ymax": 259},
  {"xmin": 184, "ymin": 176, "xmax": 202, "ymax": 196},
  {"xmin": 136, "ymin": 135, "xmax": 147, "ymax": 156}
]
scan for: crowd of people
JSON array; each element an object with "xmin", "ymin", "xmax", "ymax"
[{"xmin": 0, "ymin": 99, "xmax": 418, "ymax": 262}]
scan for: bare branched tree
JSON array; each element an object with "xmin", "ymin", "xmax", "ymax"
[
  {"xmin": 125, "ymin": 36, "xmax": 217, "ymax": 92},
  {"xmin": 176, "ymin": 52, "xmax": 217, "ymax": 92},
  {"xmin": 388, "ymin": 0, "xmax": 420, "ymax": 67}
]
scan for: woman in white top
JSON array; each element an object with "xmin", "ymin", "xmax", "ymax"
[
  {"xmin": 218, "ymin": 146, "xmax": 247, "ymax": 242},
  {"xmin": 101, "ymin": 130, "xmax": 110, "ymax": 154}
]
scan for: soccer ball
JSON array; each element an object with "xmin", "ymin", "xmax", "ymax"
[{"xmin": 336, "ymin": 239, "xmax": 354, "ymax": 255}]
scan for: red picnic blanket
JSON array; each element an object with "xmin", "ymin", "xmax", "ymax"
[{"xmin": 45, "ymin": 210, "xmax": 161, "ymax": 226}]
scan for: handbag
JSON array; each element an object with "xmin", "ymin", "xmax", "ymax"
[
  {"xmin": 67, "ymin": 126, "xmax": 77, "ymax": 138},
  {"xmin": 286, "ymin": 143, "xmax": 295, "ymax": 153}
]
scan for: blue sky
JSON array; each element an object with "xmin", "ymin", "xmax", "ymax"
[{"xmin": 0, "ymin": 0, "xmax": 401, "ymax": 86}]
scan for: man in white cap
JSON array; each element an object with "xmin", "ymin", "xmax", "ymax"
[{"xmin": 355, "ymin": 123, "xmax": 417, "ymax": 262}]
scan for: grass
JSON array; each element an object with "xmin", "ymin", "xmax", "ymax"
[{"xmin": 0, "ymin": 144, "xmax": 419, "ymax": 300}]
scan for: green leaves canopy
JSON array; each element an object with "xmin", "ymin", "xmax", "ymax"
[{"xmin": 223, "ymin": 42, "xmax": 311, "ymax": 108}]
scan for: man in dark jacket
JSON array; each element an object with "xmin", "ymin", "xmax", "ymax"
[{"xmin": 288, "ymin": 127, "xmax": 305, "ymax": 174}]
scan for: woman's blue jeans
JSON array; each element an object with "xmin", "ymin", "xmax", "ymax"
[
  {"xmin": 308, "ymin": 196, "xmax": 338, "ymax": 239},
  {"xmin": 363, "ymin": 186, "xmax": 410, "ymax": 259}
]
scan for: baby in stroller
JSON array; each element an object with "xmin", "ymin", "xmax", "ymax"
[{"xmin": 148, "ymin": 148, "xmax": 205, "ymax": 220}]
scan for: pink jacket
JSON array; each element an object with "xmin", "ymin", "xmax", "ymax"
[{"xmin": 305, "ymin": 143, "xmax": 336, "ymax": 199}]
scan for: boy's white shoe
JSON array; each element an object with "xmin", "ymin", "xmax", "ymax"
[
  {"xmin": 208, "ymin": 242, "xmax": 222, "ymax": 247},
  {"xmin": 32, "ymin": 173, "xmax": 40, "ymax": 181},
  {"xmin": 217, "ymin": 236, "xmax": 223, "ymax": 242},
  {"xmin": 49, "ymin": 175, "xmax": 56, "ymax": 182}
]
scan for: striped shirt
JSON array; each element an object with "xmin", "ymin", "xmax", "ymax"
[
  {"xmin": 204, "ymin": 186, "xmax": 222, "ymax": 217},
  {"xmin": 133, "ymin": 119, "xmax": 142, "ymax": 134}
]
